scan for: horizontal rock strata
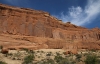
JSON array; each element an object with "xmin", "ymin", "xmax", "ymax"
[{"xmin": 0, "ymin": 3, "xmax": 100, "ymax": 54}]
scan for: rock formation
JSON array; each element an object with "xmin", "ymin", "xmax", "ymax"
[{"xmin": 0, "ymin": 3, "xmax": 100, "ymax": 54}]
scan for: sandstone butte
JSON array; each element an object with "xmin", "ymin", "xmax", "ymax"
[{"xmin": 0, "ymin": 3, "xmax": 100, "ymax": 54}]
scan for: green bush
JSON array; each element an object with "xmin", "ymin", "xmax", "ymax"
[
  {"xmin": 22, "ymin": 54, "xmax": 35, "ymax": 64},
  {"xmin": 0, "ymin": 61, "xmax": 7, "ymax": 64},
  {"xmin": 54, "ymin": 55, "xmax": 64, "ymax": 63},
  {"xmin": 85, "ymin": 54, "xmax": 98, "ymax": 64},
  {"xmin": 59, "ymin": 58, "xmax": 69, "ymax": 64},
  {"xmin": 54, "ymin": 55, "xmax": 76, "ymax": 64}
]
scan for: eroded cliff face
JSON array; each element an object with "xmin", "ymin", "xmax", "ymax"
[
  {"xmin": 0, "ymin": 4, "xmax": 85, "ymax": 37},
  {"xmin": 0, "ymin": 3, "xmax": 100, "ymax": 53}
]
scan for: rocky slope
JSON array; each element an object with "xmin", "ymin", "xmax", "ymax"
[{"xmin": 0, "ymin": 3, "xmax": 100, "ymax": 54}]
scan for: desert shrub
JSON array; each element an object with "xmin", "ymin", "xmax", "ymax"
[
  {"xmin": 35, "ymin": 59, "xmax": 55, "ymax": 64},
  {"xmin": 29, "ymin": 50, "xmax": 35, "ymax": 54},
  {"xmin": 63, "ymin": 52, "xmax": 67, "ymax": 55},
  {"xmin": 38, "ymin": 56, "xmax": 40, "ymax": 58},
  {"xmin": 55, "ymin": 56, "xmax": 76, "ymax": 64},
  {"xmin": 37, "ymin": 50, "xmax": 40, "ymax": 53},
  {"xmin": 84, "ymin": 54, "xmax": 98, "ymax": 64},
  {"xmin": 41, "ymin": 51, "xmax": 44, "ymax": 53},
  {"xmin": 76, "ymin": 54, "xmax": 81, "ymax": 59},
  {"xmin": 76, "ymin": 54, "xmax": 82, "ymax": 61},
  {"xmin": 46, "ymin": 52, "xmax": 52, "ymax": 56},
  {"xmin": 90, "ymin": 49, "xmax": 96, "ymax": 52},
  {"xmin": 58, "ymin": 58, "xmax": 69, "ymax": 64},
  {"xmin": 0, "ymin": 61, "xmax": 7, "ymax": 64},
  {"xmin": 41, "ymin": 59, "xmax": 55, "ymax": 64},
  {"xmin": 54, "ymin": 55, "xmax": 64, "ymax": 63},
  {"xmin": 22, "ymin": 54, "xmax": 35, "ymax": 64},
  {"xmin": 8, "ymin": 53, "xmax": 13, "ymax": 56},
  {"xmin": 21, "ymin": 48, "xmax": 28, "ymax": 52},
  {"xmin": 21, "ymin": 48, "xmax": 35, "ymax": 54},
  {"xmin": 56, "ymin": 52, "xmax": 61, "ymax": 56},
  {"xmin": 47, "ymin": 59, "xmax": 55, "ymax": 64}
]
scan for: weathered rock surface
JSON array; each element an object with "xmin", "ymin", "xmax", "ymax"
[{"xmin": 0, "ymin": 3, "xmax": 100, "ymax": 54}]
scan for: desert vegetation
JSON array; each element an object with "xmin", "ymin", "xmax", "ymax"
[{"xmin": 0, "ymin": 49, "xmax": 100, "ymax": 64}]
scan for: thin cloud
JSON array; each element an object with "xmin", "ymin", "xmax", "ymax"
[{"xmin": 54, "ymin": 0, "xmax": 100, "ymax": 26}]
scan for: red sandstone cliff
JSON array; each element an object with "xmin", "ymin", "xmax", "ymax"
[{"xmin": 0, "ymin": 3, "xmax": 100, "ymax": 53}]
